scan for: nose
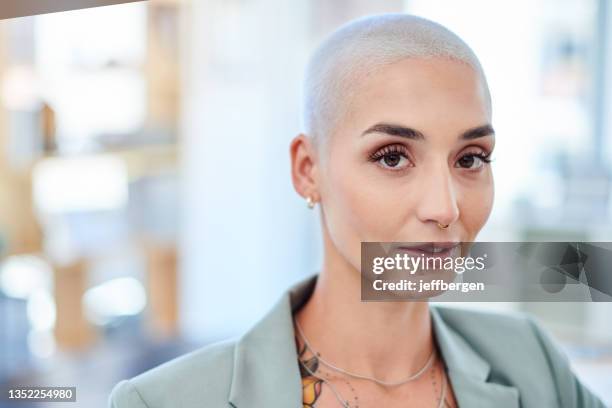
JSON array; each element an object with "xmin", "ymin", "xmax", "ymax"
[{"xmin": 415, "ymin": 166, "xmax": 460, "ymax": 229}]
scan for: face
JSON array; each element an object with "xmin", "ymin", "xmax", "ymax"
[{"xmin": 292, "ymin": 57, "xmax": 494, "ymax": 274}]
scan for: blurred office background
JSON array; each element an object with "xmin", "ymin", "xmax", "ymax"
[{"xmin": 0, "ymin": 0, "xmax": 610, "ymax": 406}]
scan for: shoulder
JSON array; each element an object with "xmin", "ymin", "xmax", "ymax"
[
  {"xmin": 431, "ymin": 305, "xmax": 606, "ymax": 407},
  {"xmin": 108, "ymin": 338, "xmax": 236, "ymax": 408}
]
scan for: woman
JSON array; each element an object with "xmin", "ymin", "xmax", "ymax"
[{"xmin": 109, "ymin": 14, "xmax": 606, "ymax": 408}]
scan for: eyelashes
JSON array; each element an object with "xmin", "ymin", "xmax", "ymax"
[
  {"xmin": 367, "ymin": 144, "xmax": 410, "ymax": 162},
  {"xmin": 456, "ymin": 150, "xmax": 493, "ymax": 170},
  {"xmin": 461, "ymin": 149, "xmax": 493, "ymax": 162},
  {"xmin": 368, "ymin": 144, "xmax": 412, "ymax": 170},
  {"xmin": 368, "ymin": 143, "xmax": 494, "ymax": 171}
]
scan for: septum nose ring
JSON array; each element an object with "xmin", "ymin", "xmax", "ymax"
[{"xmin": 437, "ymin": 222, "xmax": 450, "ymax": 230}]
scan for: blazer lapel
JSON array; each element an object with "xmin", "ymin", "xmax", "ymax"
[
  {"xmin": 430, "ymin": 306, "xmax": 520, "ymax": 408},
  {"xmin": 446, "ymin": 376, "xmax": 520, "ymax": 408},
  {"xmin": 228, "ymin": 274, "xmax": 520, "ymax": 408},
  {"xmin": 228, "ymin": 275, "xmax": 318, "ymax": 408}
]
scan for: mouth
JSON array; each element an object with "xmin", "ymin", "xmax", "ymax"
[{"xmin": 394, "ymin": 242, "xmax": 461, "ymax": 258}]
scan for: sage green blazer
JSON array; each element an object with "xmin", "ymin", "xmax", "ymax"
[{"xmin": 109, "ymin": 273, "xmax": 606, "ymax": 408}]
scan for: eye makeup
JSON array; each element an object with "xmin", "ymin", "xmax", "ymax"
[
  {"xmin": 365, "ymin": 141, "xmax": 494, "ymax": 173},
  {"xmin": 367, "ymin": 143, "xmax": 414, "ymax": 171},
  {"xmin": 455, "ymin": 145, "xmax": 494, "ymax": 171}
]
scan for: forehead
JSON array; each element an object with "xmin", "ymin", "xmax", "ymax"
[{"xmin": 341, "ymin": 57, "xmax": 490, "ymax": 134}]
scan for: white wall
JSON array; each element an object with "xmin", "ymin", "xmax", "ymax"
[
  {"xmin": 179, "ymin": 0, "xmax": 405, "ymax": 342},
  {"xmin": 179, "ymin": 0, "xmax": 316, "ymax": 341}
]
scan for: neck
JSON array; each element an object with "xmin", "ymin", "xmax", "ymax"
[{"xmin": 294, "ymin": 232, "xmax": 435, "ymax": 382}]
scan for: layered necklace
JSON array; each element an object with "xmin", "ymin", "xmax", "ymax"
[{"xmin": 294, "ymin": 318, "xmax": 448, "ymax": 408}]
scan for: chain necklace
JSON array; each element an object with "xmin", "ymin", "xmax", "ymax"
[
  {"xmin": 294, "ymin": 318, "xmax": 436, "ymax": 387},
  {"xmin": 295, "ymin": 323, "xmax": 448, "ymax": 408}
]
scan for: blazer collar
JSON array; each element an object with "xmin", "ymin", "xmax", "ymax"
[
  {"xmin": 430, "ymin": 306, "xmax": 520, "ymax": 407},
  {"xmin": 228, "ymin": 274, "xmax": 519, "ymax": 408},
  {"xmin": 228, "ymin": 275, "xmax": 314, "ymax": 408}
]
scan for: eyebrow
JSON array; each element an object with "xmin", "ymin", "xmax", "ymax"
[
  {"xmin": 361, "ymin": 123, "xmax": 495, "ymax": 141},
  {"xmin": 461, "ymin": 124, "xmax": 495, "ymax": 140}
]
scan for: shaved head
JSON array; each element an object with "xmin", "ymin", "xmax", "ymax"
[{"xmin": 302, "ymin": 13, "xmax": 491, "ymax": 143}]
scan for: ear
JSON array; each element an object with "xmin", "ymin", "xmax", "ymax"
[{"xmin": 290, "ymin": 133, "xmax": 319, "ymax": 201}]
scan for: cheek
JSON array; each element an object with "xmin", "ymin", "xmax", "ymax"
[
  {"xmin": 458, "ymin": 173, "xmax": 494, "ymax": 238},
  {"xmin": 321, "ymin": 153, "xmax": 406, "ymax": 268}
]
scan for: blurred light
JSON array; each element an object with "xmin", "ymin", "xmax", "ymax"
[
  {"xmin": 27, "ymin": 289, "xmax": 57, "ymax": 331},
  {"xmin": 1, "ymin": 65, "xmax": 41, "ymax": 111},
  {"xmin": 34, "ymin": 2, "xmax": 147, "ymax": 142},
  {"xmin": 55, "ymin": 69, "xmax": 146, "ymax": 140},
  {"xmin": 83, "ymin": 277, "xmax": 146, "ymax": 325},
  {"xmin": 32, "ymin": 155, "xmax": 128, "ymax": 213},
  {"xmin": 35, "ymin": 2, "xmax": 146, "ymax": 67},
  {"xmin": 27, "ymin": 329, "xmax": 56, "ymax": 359},
  {"xmin": 0, "ymin": 255, "xmax": 52, "ymax": 299},
  {"xmin": 531, "ymin": 169, "xmax": 564, "ymax": 209}
]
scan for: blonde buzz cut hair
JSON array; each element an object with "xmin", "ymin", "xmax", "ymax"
[{"xmin": 302, "ymin": 13, "xmax": 491, "ymax": 143}]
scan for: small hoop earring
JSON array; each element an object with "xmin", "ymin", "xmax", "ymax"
[
  {"xmin": 306, "ymin": 196, "xmax": 315, "ymax": 209},
  {"xmin": 437, "ymin": 222, "xmax": 450, "ymax": 230}
]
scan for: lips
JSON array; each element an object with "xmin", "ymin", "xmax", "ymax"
[{"xmin": 395, "ymin": 242, "xmax": 461, "ymax": 257}]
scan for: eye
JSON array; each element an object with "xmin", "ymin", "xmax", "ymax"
[
  {"xmin": 369, "ymin": 144, "xmax": 413, "ymax": 171},
  {"xmin": 456, "ymin": 150, "xmax": 492, "ymax": 170}
]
